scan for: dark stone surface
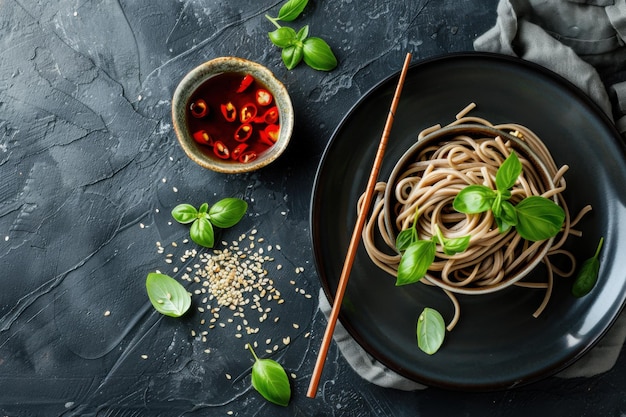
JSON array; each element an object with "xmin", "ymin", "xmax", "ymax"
[{"xmin": 1, "ymin": 0, "xmax": 624, "ymax": 416}]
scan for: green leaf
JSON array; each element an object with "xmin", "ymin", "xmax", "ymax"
[
  {"xmin": 396, "ymin": 207, "xmax": 419, "ymax": 251},
  {"xmin": 171, "ymin": 204, "xmax": 198, "ymax": 224},
  {"xmin": 494, "ymin": 200, "xmax": 517, "ymax": 233},
  {"xmin": 572, "ymin": 237, "xmax": 604, "ymax": 297},
  {"xmin": 396, "ymin": 228, "xmax": 417, "ymax": 252},
  {"xmin": 417, "ymin": 307, "xmax": 446, "ymax": 355},
  {"xmin": 500, "ymin": 200, "xmax": 518, "ymax": 226},
  {"xmin": 277, "ymin": 0, "xmax": 308, "ymax": 22},
  {"xmin": 441, "ymin": 235, "xmax": 471, "ymax": 256},
  {"xmin": 145, "ymin": 273, "xmax": 191, "ymax": 317},
  {"xmin": 268, "ymin": 26, "xmax": 297, "ymax": 48},
  {"xmin": 453, "ymin": 184, "xmax": 496, "ymax": 214},
  {"xmin": 302, "ymin": 37, "xmax": 338, "ymax": 71},
  {"xmin": 491, "ymin": 192, "xmax": 503, "ymax": 218},
  {"xmin": 496, "ymin": 152, "xmax": 522, "ymax": 191},
  {"xmin": 296, "ymin": 25, "xmax": 309, "ymax": 41},
  {"xmin": 515, "ymin": 196, "xmax": 565, "ymax": 241},
  {"xmin": 190, "ymin": 218, "xmax": 215, "ymax": 248},
  {"xmin": 248, "ymin": 344, "xmax": 291, "ymax": 406},
  {"xmin": 432, "ymin": 225, "xmax": 470, "ymax": 255},
  {"xmin": 208, "ymin": 198, "xmax": 247, "ymax": 228},
  {"xmin": 396, "ymin": 240, "xmax": 436, "ymax": 286},
  {"xmin": 282, "ymin": 45, "xmax": 304, "ymax": 70}
]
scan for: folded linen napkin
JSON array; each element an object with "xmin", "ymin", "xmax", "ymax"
[{"xmin": 318, "ymin": 0, "xmax": 626, "ymax": 390}]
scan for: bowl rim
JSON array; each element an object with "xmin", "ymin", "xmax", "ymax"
[
  {"xmin": 171, "ymin": 56, "xmax": 294, "ymax": 174},
  {"xmin": 382, "ymin": 123, "xmax": 558, "ymax": 295}
]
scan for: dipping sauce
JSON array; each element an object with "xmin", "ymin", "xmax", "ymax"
[{"xmin": 186, "ymin": 72, "xmax": 280, "ymax": 164}]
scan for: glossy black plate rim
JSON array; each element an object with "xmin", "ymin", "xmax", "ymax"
[{"xmin": 310, "ymin": 52, "xmax": 626, "ymax": 391}]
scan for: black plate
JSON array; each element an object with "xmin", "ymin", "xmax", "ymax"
[{"xmin": 310, "ymin": 52, "xmax": 626, "ymax": 391}]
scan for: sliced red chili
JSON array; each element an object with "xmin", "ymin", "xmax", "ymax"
[
  {"xmin": 264, "ymin": 124, "xmax": 280, "ymax": 143},
  {"xmin": 213, "ymin": 141, "xmax": 230, "ymax": 159},
  {"xmin": 192, "ymin": 130, "xmax": 213, "ymax": 146},
  {"xmin": 234, "ymin": 124, "xmax": 253, "ymax": 142},
  {"xmin": 220, "ymin": 102, "xmax": 237, "ymax": 122},
  {"xmin": 255, "ymin": 89, "xmax": 273, "ymax": 106},
  {"xmin": 190, "ymin": 98, "xmax": 209, "ymax": 118},
  {"xmin": 263, "ymin": 107, "xmax": 279, "ymax": 124},
  {"xmin": 239, "ymin": 151, "xmax": 257, "ymax": 164},
  {"xmin": 258, "ymin": 130, "xmax": 274, "ymax": 147},
  {"xmin": 240, "ymin": 103, "xmax": 258, "ymax": 123},
  {"xmin": 231, "ymin": 143, "xmax": 249, "ymax": 160},
  {"xmin": 236, "ymin": 74, "xmax": 254, "ymax": 93}
]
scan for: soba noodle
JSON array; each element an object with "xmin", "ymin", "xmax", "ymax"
[{"xmin": 360, "ymin": 103, "xmax": 591, "ymax": 331}]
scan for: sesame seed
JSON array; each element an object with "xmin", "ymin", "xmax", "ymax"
[
  {"xmin": 141, "ymin": 355, "xmax": 148, "ymax": 360},
  {"xmin": 104, "ymin": 310, "xmax": 111, "ymax": 317}
]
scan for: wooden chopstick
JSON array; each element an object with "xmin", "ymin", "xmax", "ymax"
[{"xmin": 307, "ymin": 52, "xmax": 412, "ymax": 398}]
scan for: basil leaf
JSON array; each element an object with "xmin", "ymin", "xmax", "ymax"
[
  {"xmin": 208, "ymin": 198, "xmax": 248, "ymax": 228},
  {"xmin": 296, "ymin": 25, "xmax": 309, "ymax": 41},
  {"xmin": 496, "ymin": 151, "xmax": 522, "ymax": 191},
  {"xmin": 453, "ymin": 184, "xmax": 495, "ymax": 214},
  {"xmin": 572, "ymin": 237, "xmax": 604, "ymax": 297},
  {"xmin": 302, "ymin": 37, "xmax": 338, "ymax": 71},
  {"xmin": 145, "ymin": 273, "xmax": 191, "ymax": 317},
  {"xmin": 277, "ymin": 0, "xmax": 308, "ymax": 22},
  {"xmin": 441, "ymin": 235, "xmax": 471, "ymax": 256},
  {"xmin": 491, "ymin": 192, "xmax": 503, "ymax": 218},
  {"xmin": 396, "ymin": 240, "xmax": 436, "ymax": 286},
  {"xmin": 494, "ymin": 200, "xmax": 517, "ymax": 233},
  {"xmin": 198, "ymin": 202, "xmax": 209, "ymax": 215},
  {"xmin": 417, "ymin": 307, "xmax": 445, "ymax": 355},
  {"xmin": 396, "ymin": 228, "xmax": 417, "ymax": 252},
  {"xmin": 432, "ymin": 225, "xmax": 470, "ymax": 255},
  {"xmin": 190, "ymin": 218, "xmax": 215, "ymax": 248},
  {"xmin": 282, "ymin": 45, "xmax": 304, "ymax": 70},
  {"xmin": 171, "ymin": 204, "xmax": 198, "ymax": 224},
  {"xmin": 500, "ymin": 200, "xmax": 517, "ymax": 226},
  {"xmin": 248, "ymin": 345, "xmax": 291, "ymax": 406},
  {"xmin": 515, "ymin": 196, "xmax": 565, "ymax": 241},
  {"xmin": 268, "ymin": 26, "xmax": 297, "ymax": 48}
]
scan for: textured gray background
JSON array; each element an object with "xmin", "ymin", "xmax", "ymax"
[{"xmin": 1, "ymin": 1, "xmax": 625, "ymax": 416}]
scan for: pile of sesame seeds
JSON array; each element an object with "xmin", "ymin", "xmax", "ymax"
[{"xmin": 154, "ymin": 228, "xmax": 313, "ymax": 354}]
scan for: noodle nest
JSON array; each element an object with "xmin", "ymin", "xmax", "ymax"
[{"xmin": 362, "ymin": 124, "xmax": 561, "ymax": 295}]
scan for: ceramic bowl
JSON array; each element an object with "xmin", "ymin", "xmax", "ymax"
[
  {"xmin": 383, "ymin": 124, "xmax": 558, "ymax": 295},
  {"xmin": 172, "ymin": 57, "xmax": 294, "ymax": 173}
]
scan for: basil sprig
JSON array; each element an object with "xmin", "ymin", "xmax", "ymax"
[
  {"xmin": 453, "ymin": 151, "xmax": 565, "ymax": 241},
  {"xmin": 396, "ymin": 208, "xmax": 470, "ymax": 286},
  {"xmin": 572, "ymin": 237, "xmax": 604, "ymax": 298},
  {"xmin": 145, "ymin": 272, "xmax": 191, "ymax": 317},
  {"xmin": 247, "ymin": 344, "xmax": 291, "ymax": 407},
  {"xmin": 265, "ymin": 0, "xmax": 337, "ymax": 71},
  {"xmin": 171, "ymin": 198, "xmax": 247, "ymax": 248}
]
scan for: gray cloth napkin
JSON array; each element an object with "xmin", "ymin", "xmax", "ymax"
[{"xmin": 318, "ymin": 0, "xmax": 626, "ymax": 390}]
